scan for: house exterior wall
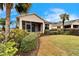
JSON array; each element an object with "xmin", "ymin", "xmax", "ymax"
[
  {"xmin": 49, "ymin": 25, "xmax": 58, "ymax": 29},
  {"xmin": 72, "ymin": 22, "xmax": 79, "ymax": 29},
  {"xmin": 16, "ymin": 14, "xmax": 47, "ymax": 33},
  {"xmin": 72, "ymin": 21, "xmax": 79, "ymax": 25},
  {"xmin": 70, "ymin": 21, "xmax": 79, "ymax": 29},
  {"xmin": 50, "ymin": 21, "xmax": 79, "ymax": 29},
  {"xmin": 19, "ymin": 19, "xmax": 22, "ymax": 29},
  {"xmin": 19, "ymin": 14, "xmax": 44, "ymax": 23},
  {"xmin": 49, "ymin": 24, "xmax": 53, "ymax": 30},
  {"xmin": 42, "ymin": 22, "xmax": 45, "ymax": 33},
  {"xmin": 16, "ymin": 18, "xmax": 20, "ymax": 28},
  {"xmin": 71, "ymin": 24, "xmax": 73, "ymax": 29}
]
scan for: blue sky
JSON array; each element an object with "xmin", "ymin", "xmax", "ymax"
[{"xmin": 0, "ymin": 3, "xmax": 79, "ymax": 28}]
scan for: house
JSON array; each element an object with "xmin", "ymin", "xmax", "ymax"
[
  {"xmin": 16, "ymin": 13, "xmax": 52, "ymax": 33},
  {"xmin": 51, "ymin": 19, "xmax": 79, "ymax": 29}
]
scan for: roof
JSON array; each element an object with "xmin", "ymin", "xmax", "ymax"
[
  {"xmin": 17, "ymin": 13, "xmax": 52, "ymax": 24},
  {"xmin": 52, "ymin": 19, "xmax": 79, "ymax": 26}
]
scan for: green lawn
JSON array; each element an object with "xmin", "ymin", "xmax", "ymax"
[
  {"xmin": 38, "ymin": 35, "xmax": 79, "ymax": 56},
  {"xmin": 49, "ymin": 35, "xmax": 79, "ymax": 56}
]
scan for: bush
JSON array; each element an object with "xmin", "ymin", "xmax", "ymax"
[
  {"xmin": 9, "ymin": 29, "xmax": 29, "ymax": 41},
  {"xmin": 0, "ymin": 29, "xmax": 39, "ymax": 55},
  {"xmin": 44, "ymin": 29, "xmax": 59, "ymax": 35},
  {"xmin": 20, "ymin": 33, "xmax": 38, "ymax": 52},
  {"xmin": 44, "ymin": 28, "xmax": 79, "ymax": 35},
  {"xmin": 44, "ymin": 29, "xmax": 71, "ymax": 35},
  {"xmin": 0, "ymin": 41, "xmax": 18, "ymax": 56},
  {"xmin": 9, "ymin": 29, "xmax": 29, "ymax": 48},
  {"xmin": 0, "ymin": 33, "xmax": 5, "ymax": 42},
  {"xmin": 62, "ymin": 31, "xmax": 70, "ymax": 35}
]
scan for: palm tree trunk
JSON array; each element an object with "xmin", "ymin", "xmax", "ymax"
[
  {"xmin": 5, "ymin": 4, "xmax": 11, "ymax": 42},
  {"xmin": 62, "ymin": 20, "xmax": 65, "ymax": 31},
  {"xmin": 2, "ymin": 25, "xmax": 5, "ymax": 31}
]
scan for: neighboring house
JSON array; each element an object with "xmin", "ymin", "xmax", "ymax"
[
  {"xmin": 51, "ymin": 19, "xmax": 79, "ymax": 29},
  {"xmin": 16, "ymin": 13, "xmax": 52, "ymax": 33}
]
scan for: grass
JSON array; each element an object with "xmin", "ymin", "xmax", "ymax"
[{"xmin": 37, "ymin": 35, "xmax": 79, "ymax": 56}]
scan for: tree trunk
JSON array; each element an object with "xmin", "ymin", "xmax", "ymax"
[
  {"xmin": 2, "ymin": 25, "xmax": 5, "ymax": 32},
  {"xmin": 4, "ymin": 4, "xmax": 11, "ymax": 42},
  {"xmin": 62, "ymin": 20, "xmax": 65, "ymax": 31}
]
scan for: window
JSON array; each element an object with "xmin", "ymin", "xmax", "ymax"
[
  {"xmin": 73, "ymin": 25, "xmax": 79, "ymax": 28},
  {"xmin": 22, "ymin": 21, "xmax": 25, "ymax": 30},
  {"xmin": 26, "ymin": 23, "xmax": 31, "ymax": 32},
  {"xmin": 64, "ymin": 25, "xmax": 71, "ymax": 28},
  {"xmin": 45, "ymin": 24, "xmax": 49, "ymax": 29},
  {"xmin": 57, "ymin": 26, "xmax": 61, "ymax": 28}
]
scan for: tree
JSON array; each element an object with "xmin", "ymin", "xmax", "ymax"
[
  {"xmin": 0, "ymin": 18, "xmax": 15, "ymax": 32},
  {"xmin": 60, "ymin": 13, "xmax": 69, "ymax": 30},
  {"xmin": 0, "ymin": 3, "xmax": 31, "ymax": 42}
]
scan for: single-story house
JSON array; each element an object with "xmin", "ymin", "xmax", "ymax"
[
  {"xmin": 51, "ymin": 19, "xmax": 79, "ymax": 29},
  {"xmin": 16, "ymin": 13, "xmax": 52, "ymax": 33}
]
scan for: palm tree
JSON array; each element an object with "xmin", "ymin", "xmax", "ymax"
[
  {"xmin": 0, "ymin": 18, "xmax": 15, "ymax": 32},
  {"xmin": 0, "ymin": 3, "xmax": 31, "ymax": 42},
  {"xmin": 60, "ymin": 13, "xmax": 69, "ymax": 30}
]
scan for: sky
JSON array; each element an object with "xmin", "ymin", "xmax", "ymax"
[{"xmin": 0, "ymin": 3, "xmax": 79, "ymax": 28}]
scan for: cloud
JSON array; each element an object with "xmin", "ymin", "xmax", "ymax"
[
  {"xmin": 50, "ymin": 8, "xmax": 66, "ymax": 14},
  {"xmin": 69, "ymin": 14, "xmax": 79, "ymax": 20},
  {"xmin": 44, "ymin": 8, "xmax": 79, "ymax": 22}
]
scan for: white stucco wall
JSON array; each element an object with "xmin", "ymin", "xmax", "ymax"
[
  {"xmin": 16, "ymin": 14, "xmax": 46, "ymax": 33},
  {"xmin": 49, "ymin": 24, "xmax": 58, "ymax": 29},
  {"xmin": 49, "ymin": 24, "xmax": 54, "ymax": 30},
  {"xmin": 72, "ymin": 21, "xmax": 79, "ymax": 25},
  {"xmin": 19, "ymin": 14, "xmax": 44, "ymax": 23}
]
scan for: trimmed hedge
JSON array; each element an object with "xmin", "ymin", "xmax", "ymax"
[
  {"xmin": 44, "ymin": 29, "xmax": 79, "ymax": 35},
  {"xmin": 20, "ymin": 33, "xmax": 38, "ymax": 52},
  {"xmin": 44, "ymin": 30, "xmax": 59, "ymax": 35}
]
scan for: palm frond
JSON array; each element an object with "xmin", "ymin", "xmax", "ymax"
[
  {"xmin": 0, "ymin": 18, "xmax": 5, "ymax": 25},
  {"xmin": 0, "ymin": 3, "xmax": 4, "ymax": 10},
  {"xmin": 66, "ymin": 14, "xmax": 69, "ymax": 20},
  {"xmin": 15, "ymin": 3, "xmax": 31, "ymax": 14},
  {"xmin": 60, "ymin": 13, "xmax": 69, "ymax": 20}
]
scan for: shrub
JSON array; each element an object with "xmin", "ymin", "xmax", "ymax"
[
  {"xmin": 44, "ymin": 29, "xmax": 79, "ymax": 35},
  {"xmin": 20, "ymin": 33, "xmax": 38, "ymax": 52},
  {"xmin": 63, "ymin": 31, "xmax": 70, "ymax": 35},
  {"xmin": 44, "ymin": 30, "xmax": 50, "ymax": 35},
  {"xmin": 44, "ymin": 30, "xmax": 58, "ymax": 35},
  {"xmin": 44, "ymin": 29, "xmax": 71, "ymax": 35},
  {"xmin": 9, "ymin": 29, "xmax": 29, "ymax": 41},
  {"xmin": 69, "ymin": 29, "xmax": 79, "ymax": 35},
  {"xmin": 0, "ymin": 41, "xmax": 18, "ymax": 56},
  {"xmin": 9, "ymin": 29, "xmax": 29, "ymax": 48},
  {"xmin": 0, "ymin": 33, "xmax": 5, "ymax": 42}
]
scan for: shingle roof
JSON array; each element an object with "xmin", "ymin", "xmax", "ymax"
[
  {"xmin": 52, "ymin": 19, "xmax": 79, "ymax": 26},
  {"xmin": 17, "ymin": 13, "xmax": 52, "ymax": 24}
]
